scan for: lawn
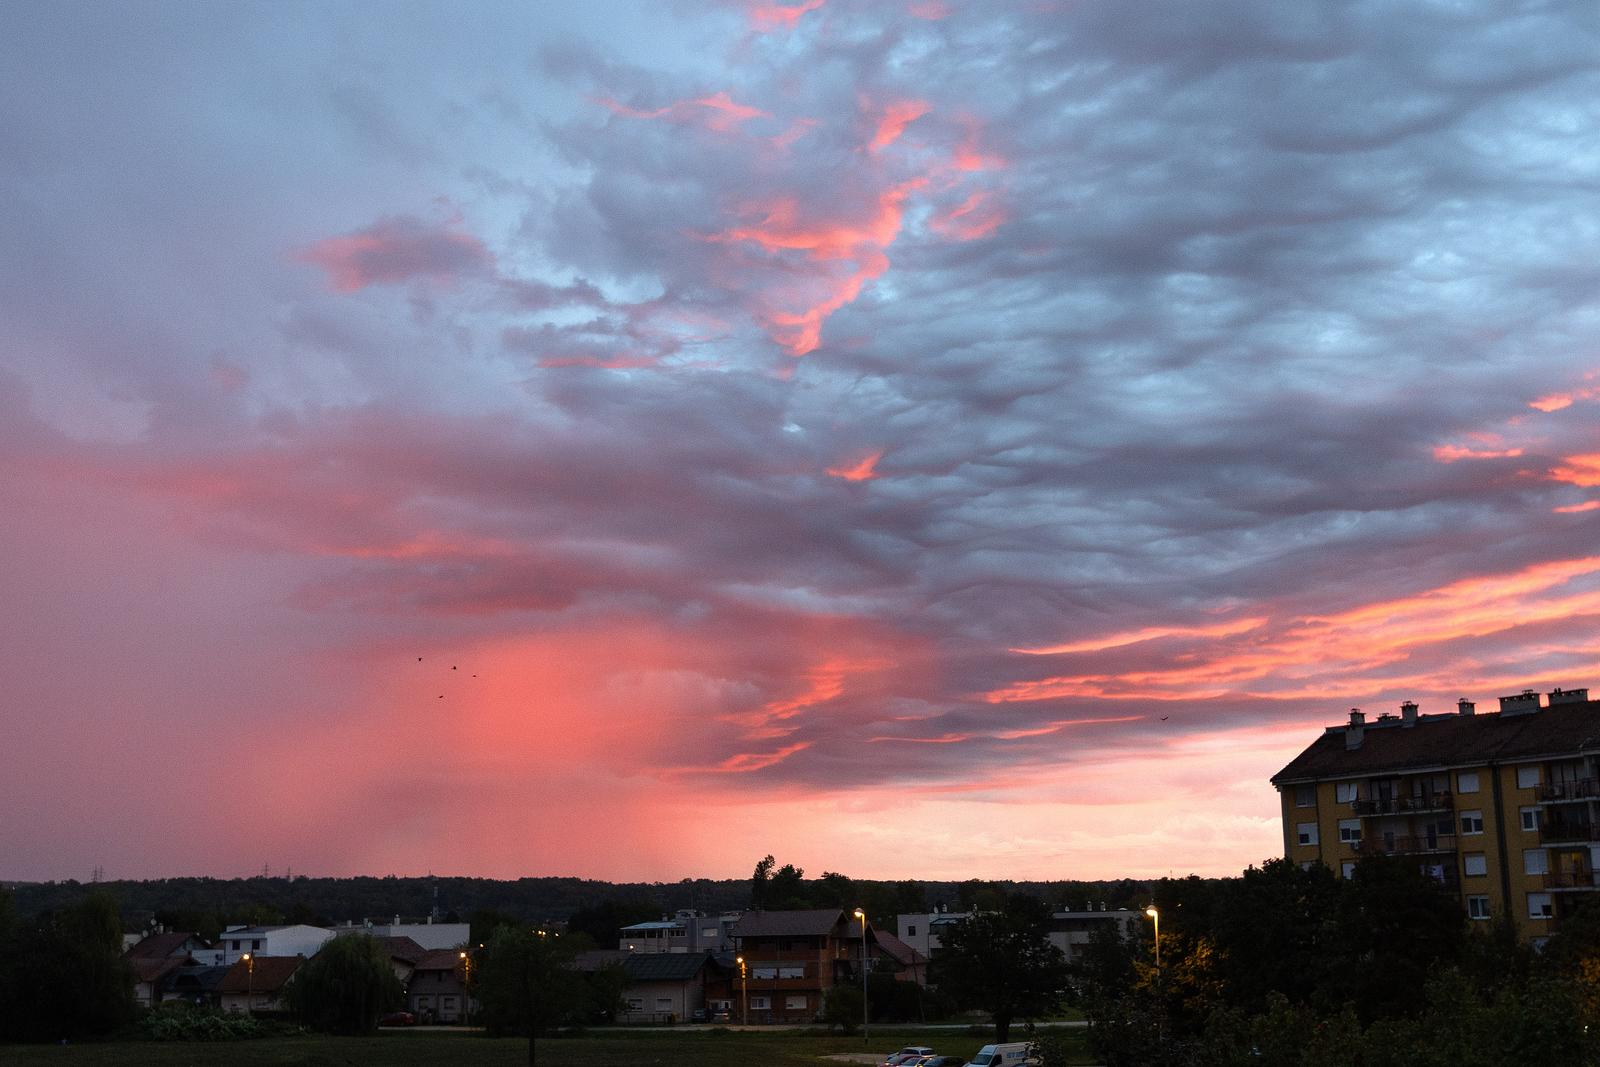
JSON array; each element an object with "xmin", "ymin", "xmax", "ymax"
[{"xmin": 0, "ymin": 1026, "xmax": 1096, "ymax": 1066}]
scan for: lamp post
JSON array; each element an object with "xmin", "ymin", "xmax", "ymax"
[
  {"xmin": 852, "ymin": 908, "xmax": 869, "ymax": 1046},
  {"xmin": 241, "ymin": 953, "xmax": 253, "ymax": 1017},
  {"xmin": 459, "ymin": 950, "xmax": 472, "ymax": 1024},
  {"xmin": 736, "ymin": 955, "xmax": 748, "ymax": 1025},
  {"xmin": 1144, "ymin": 906, "xmax": 1160, "ymax": 972}
]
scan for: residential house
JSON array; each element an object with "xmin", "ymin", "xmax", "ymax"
[
  {"xmin": 1047, "ymin": 908, "xmax": 1142, "ymax": 965},
  {"xmin": 870, "ymin": 929, "xmax": 929, "ymax": 985},
  {"xmin": 219, "ymin": 955, "xmax": 303, "ymax": 1016},
  {"xmin": 333, "ymin": 919, "xmax": 471, "ymax": 952},
  {"xmin": 1272, "ymin": 688, "xmax": 1600, "ymax": 939},
  {"xmin": 615, "ymin": 952, "xmax": 725, "ymax": 1023},
  {"xmin": 408, "ymin": 948, "xmax": 473, "ymax": 1023},
  {"xmin": 729, "ymin": 909, "xmax": 865, "ymax": 1024},
  {"xmin": 130, "ymin": 956, "xmax": 190, "ymax": 1009},
  {"xmin": 212, "ymin": 924, "xmax": 335, "ymax": 965},
  {"xmin": 369, "ymin": 935, "xmax": 429, "ymax": 985},
  {"xmin": 618, "ymin": 910, "xmax": 742, "ymax": 954},
  {"xmin": 896, "ymin": 908, "xmax": 971, "ymax": 958},
  {"xmin": 159, "ymin": 963, "xmax": 229, "ymax": 1007}
]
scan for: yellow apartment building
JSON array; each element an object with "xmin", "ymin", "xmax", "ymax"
[{"xmin": 1272, "ymin": 687, "xmax": 1599, "ymax": 940}]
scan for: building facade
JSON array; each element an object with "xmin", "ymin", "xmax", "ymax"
[
  {"xmin": 618, "ymin": 910, "xmax": 741, "ymax": 954},
  {"xmin": 729, "ymin": 909, "xmax": 864, "ymax": 1024},
  {"xmin": 1273, "ymin": 688, "xmax": 1600, "ymax": 939}
]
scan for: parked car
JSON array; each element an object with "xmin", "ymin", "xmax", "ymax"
[
  {"xmin": 919, "ymin": 1057, "xmax": 965, "ymax": 1067},
  {"xmin": 711, "ymin": 1008, "xmax": 731, "ymax": 1023},
  {"xmin": 690, "ymin": 1008, "xmax": 708, "ymax": 1023},
  {"xmin": 378, "ymin": 1010, "xmax": 415, "ymax": 1027},
  {"xmin": 884, "ymin": 1047, "xmax": 936, "ymax": 1067}
]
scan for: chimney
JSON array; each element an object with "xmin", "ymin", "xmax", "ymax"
[
  {"xmin": 1499, "ymin": 690, "xmax": 1543, "ymax": 715},
  {"xmin": 1458, "ymin": 698, "xmax": 1475, "ymax": 716},
  {"xmin": 1401, "ymin": 700, "xmax": 1418, "ymax": 726},
  {"xmin": 1345, "ymin": 708, "xmax": 1365, "ymax": 749}
]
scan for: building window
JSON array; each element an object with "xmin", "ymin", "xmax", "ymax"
[
  {"xmin": 1457, "ymin": 771, "xmax": 1480, "ymax": 793},
  {"xmin": 1464, "ymin": 853, "xmax": 1488, "ymax": 877},
  {"xmin": 656, "ymin": 998, "xmax": 673, "ymax": 1009},
  {"xmin": 778, "ymin": 965, "xmax": 804, "ymax": 979},
  {"xmin": 1295, "ymin": 785, "xmax": 1315, "ymax": 807},
  {"xmin": 1517, "ymin": 765, "xmax": 1541, "ymax": 789},
  {"xmin": 1338, "ymin": 819, "xmax": 1361, "ymax": 844},
  {"xmin": 1524, "ymin": 850, "xmax": 1548, "ymax": 876},
  {"xmin": 1460, "ymin": 810, "xmax": 1484, "ymax": 835},
  {"xmin": 1341, "ymin": 861, "xmax": 1356, "ymax": 880},
  {"xmin": 1521, "ymin": 807, "xmax": 1539, "ymax": 832},
  {"xmin": 1296, "ymin": 822, "xmax": 1318, "ymax": 846},
  {"xmin": 906, "ymin": 925, "xmax": 916, "ymax": 937},
  {"xmin": 750, "ymin": 996, "xmax": 770, "ymax": 1011},
  {"xmin": 1528, "ymin": 893, "xmax": 1554, "ymax": 920},
  {"xmin": 1467, "ymin": 896, "xmax": 1491, "ymax": 920},
  {"xmin": 752, "ymin": 966, "xmax": 777, "ymax": 980},
  {"xmin": 626, "ymin": 998, "xmax": 644, "ymax": 1011},
  {"xmin": 703, "ymin": 930, "xmax": 718, "ymax": 939},
  {"xmin": 1335, "ymin": 782, "xmax": 1357, "ymax": 804},
  {"xmin": 785, "ymin": 996, "xmax": 807, "ymax": 1010}
]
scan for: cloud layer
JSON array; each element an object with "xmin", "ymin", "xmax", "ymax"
[{"xmin": 3, "ymin": 0, "xmax": 1600, "ymax": 881}]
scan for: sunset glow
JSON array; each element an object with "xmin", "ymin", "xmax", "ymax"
[{"xmin": 4, "ymin": 1, "xmax": 1599, "ymax": 888}]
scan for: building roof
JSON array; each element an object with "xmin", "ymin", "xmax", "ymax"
[
  {"xmin": 126, "ymin": 931, "xmax": 202, "ymax": 959},
  {"xmin": 372, "ymin": 936, "xmax": 429, "ymax": 964},
  {"xmin": 871, "ymin": 930, "xmax": 927, "ymax": 968},
  {"xmin": 573, "ymin": 949, "xmax": 631, "ymax": 972},
  {"xmin": 163, "ymin": 964, "xmax": 230, "ymax": 995},
  {"xmin": 218, "ymin": 955, "xmax": 303, "ymax": 994},
  {"xmin": 414, "ymin": 949, "xmax": 467, "ymax": 974},
  {"xmin": 731, "ymin": 909, "xmax": 850, "ymax": 939},
  {"xmin": 621, "ymin": 952, "xmax": 715, "ymax": 983},
  {"xmin": 131, "ymin": 956, "xmax": 189, "ymax": 985},
  {"xmin": 620, "ymin": 920, "xmax": 681, "ymax": 931},
  {"xmin": 1272, "ymin": 697, "xmax": 1600, "ymax": 784}
]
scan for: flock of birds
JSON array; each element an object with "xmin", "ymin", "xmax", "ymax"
[{"xmin": 419, "ymin": 657, "xmax": 477, "ymax": 698}]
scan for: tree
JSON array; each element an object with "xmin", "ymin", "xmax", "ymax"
[
  {"xmin": 0, "ymin": 891, "xmax": 134, "ymax": 1042},
  {"xmin": 565, "ymin": 900, "xmax": 658, "ymax": 950},
  {"xmin": 822, "ymin": 983, "xmax": 863, "ymax": 1033},
  {"xmin": 931, "ymin": 894, "xmax": 1070, "ymax": 1041},
  {"xmin": 284, "ymin": 933, "xmax": 404, "ymax": 1034},
  {"xmin": 475, "ymin": 926, "xmax": 585, "ymax": 1066},
  {"xmin": 750, "ymin": 855, "xmax": 809, "ymax": 909}
]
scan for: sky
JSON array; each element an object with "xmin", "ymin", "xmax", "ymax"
[{"xmin": 3, "ymin": 0, "xmax": 1600, "ymax": 885}]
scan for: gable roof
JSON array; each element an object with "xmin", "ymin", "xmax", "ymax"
[
  {"xmin": 732, "ymin": 909, "xmax": 850, "ymax": 939},
  {"xmin": 414, "ymin": 949, "xmax": 467, "ymax": 974},
  {"xmin": 163, "ymin": 963, "xmax": 230, "ymax": 995},
  {"xmin": 621, "ymin": 952, "xmax": 714, "ymax": 983},
  {"xmin": 573, "ymin": 949, "xmax": 631, "ymax": 972},
  {"xmin": 373, "ymin": 936, "xmax": 429, "ymax": 964},
  {"xmin": 1272, "ymin": 699, "xmax": 1600, "ymax": 784},
  {"xmin": 131, "ymin": 956, "xmax": 189, "ymax": 985},
  {"xmin": 218, "ymin": 955, "xmax": 302, "ymax": 994},
  {"xmin": 871, "ymin": 929, "xmax": 926, "ymax": 968},
  {"xmin": 126, "ymin": 931, "xmax": 202, "ymax": 959}
]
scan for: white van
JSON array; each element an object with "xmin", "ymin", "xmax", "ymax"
[{"xmin": 965, "ymin": 1043, "xmax": 1031, "ymax": 1067}]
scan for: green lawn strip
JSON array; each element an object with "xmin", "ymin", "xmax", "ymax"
[{"xmin": 0, "ymin": 1027, "xmax": 1096, "ymax": 1067}]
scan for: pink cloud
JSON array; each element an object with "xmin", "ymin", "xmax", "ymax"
[
  {"xmin": 908, "ymin": 0, "xmax": 951, "ymax": 18},
  {"xmin": 868, "ymin": 99, "xmax": 931, "ymax": 152},
  {"xmin": 598, "ymin": 91, "xmax": 770, "ymax": 133},
  {"xmin": 826, "ymin": 450, "xmax": 883, "ymax": 481},
  {"xmin": 929, "ymin": 190, "xmax": 1007, "ymax": 241},
  {"xmin": 748, "ymin": 0, "xmax": 825, "ymax": 32},
  {"xmin": 297, "ymin": 216, "xmax": 492, "ymax": 292}
]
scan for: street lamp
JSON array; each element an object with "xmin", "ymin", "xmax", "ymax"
[
  {"xmin": 459, "ymin": 951, "xmax": 471, "ymax": 1024},
  {"xmin": 241, "ymin": 953, "xmax": 253, "ymax": 1017},
  {"xmin": 853, "ymin": 908, "xmax": 869, "ymax": 1046},
  {"xmin": 736, "ymin": 955, "xmax": 748, "ymax": 1025},
  {"xmin": 1144, "ymin": 906, "xmax": 1160, "ymax": 971}
]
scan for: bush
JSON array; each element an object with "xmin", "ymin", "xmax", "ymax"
[{"xmin": 135, "ymin": 1002, "xmax": 279, "ymax": 1041}]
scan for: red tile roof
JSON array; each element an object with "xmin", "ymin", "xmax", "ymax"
[
  {"xmin": 131, "ymin": 956, "xmax": 188, "ymax": 985},
  {"xmin": 414, "ymin": 949, "xmax": 468, "ymax": 975},
  {"xmin": 218, "ymin": 955, "xmax": 303, "ymax": 994},
  {"xmin": 732, "ymin": 909, "xmax": 852, "ymax": 938},
  {"xmin": 126, "ymin": 931, "xmax": 201, "ymax": 959}
]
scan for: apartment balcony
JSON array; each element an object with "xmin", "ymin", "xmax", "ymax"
[
  {"xmin": 1543, "ymin": 870, "xmax": 1600, "ymax": 891},
  {"xmin": 1539, "ymin": 820, "xmax": 1600, "ymax": 845},
  {"xmin": 1351, "ymin": 793, "xmax": 1454, "ymax": 817},
  {"xmin": 1539, "ymin": 778, "xmax": 1600, "ymax": 803},
  {"xmin": 1356, "ymin": 833, "xmax": 1457, "ymax": 857}
]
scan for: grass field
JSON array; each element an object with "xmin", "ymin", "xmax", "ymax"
[{"xmin": 0, "ymin": 1026, "xmax": 1096, "ymax": 1066}]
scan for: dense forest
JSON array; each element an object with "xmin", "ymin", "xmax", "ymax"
[{"xmin": 3, "ymin": 866, "xmax": 1161, "ymax": 937}]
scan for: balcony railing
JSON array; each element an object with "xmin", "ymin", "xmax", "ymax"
[
  {"xmin": 1540, "ymin": 778, "xmax": 1600, "ymax": 803},
  {"xmin": 1356, "ymin": 833, "xmax": 1458, "ymax": 856},
  {"xmin": 1540, "ymin": 821, "xmax": 1600, "ymax": 845},
  {"xmin": 1544, "ymin": 870, "xmax": 1600, "ymax": 890},
  {"xmin": 1352, "ymin": 793, "xmax": 1454, "ymax": 817}
]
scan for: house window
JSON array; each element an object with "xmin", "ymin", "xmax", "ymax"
[
  {"xmin": 1338, "ymin": 819, "xmax": 1361, "ymax": 844},
  {"xmin": 1295, "ymin": 785, "xmax": 1315, "ymax": 807},
  {"xmin": 1468, "ymin": 896, "xmax": 1491, "ymax": 920},
  {"xmin": 1464, "ymin": 853, "xmax": 1488, "ymax": 877},
  {"xmin": 752, "ymin": 966, "xmax": 777, "ymax": 980},
  {"xmin": 778, "ymin": 965, "xmax": 804, "ymax": 979},
  {"xmin": 703, "ymin": 929, "xmax": 718, "ymax": 939},
  {"xmin": 1296, "ymin": 822, "xmax": 1318, "ymax": 846},
  {"xmin": 1460, "ymin": 810, "xmax": 1484, "ymax": 835},
  {"xmin": 1341, "ymin": 861, "xmax": 1356, "ymax": 880},
  {"xmin": 655, "ymin": 998, "xmax": 673, "ymax": 1009},
  {"xmin": 1457, "ymin": 771, "xmax": 1480, "ymax": 793},
  {"xmin": 626, "ymin": 998, "xmax": 644, "ymax": 1010},
  {"xmin": 1517, "ymin": 765, "xmax": 1541, "ymax": 789},
  {"xmin": 750, "ymin": 996, "xmax": 770, "ymax": 1010},
  {"xmin": 1334, "ymin": 782, "xmax": 1356, "ymax": 803},
  {"xmin": 1525, "ymin": 850, "xmax": 1548, "ymax": 876},
  {"xmin": 906, "ymin": 925, "xmax": 916, "ymax": 937},
  {"xmin": 252, "ymin": 940, "xmax": 262, "ymax": 951},
  {"xmin": 1528, "ymin": 893, "xmax": 1554, "ymax": 919},
  {"xmin": 785, "ymin": 996, "xmax": 807, "ymax": 1010},
  {"xmin": 1521, "ymin": 807, "xmax": 1539, "ymax": 832}
]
